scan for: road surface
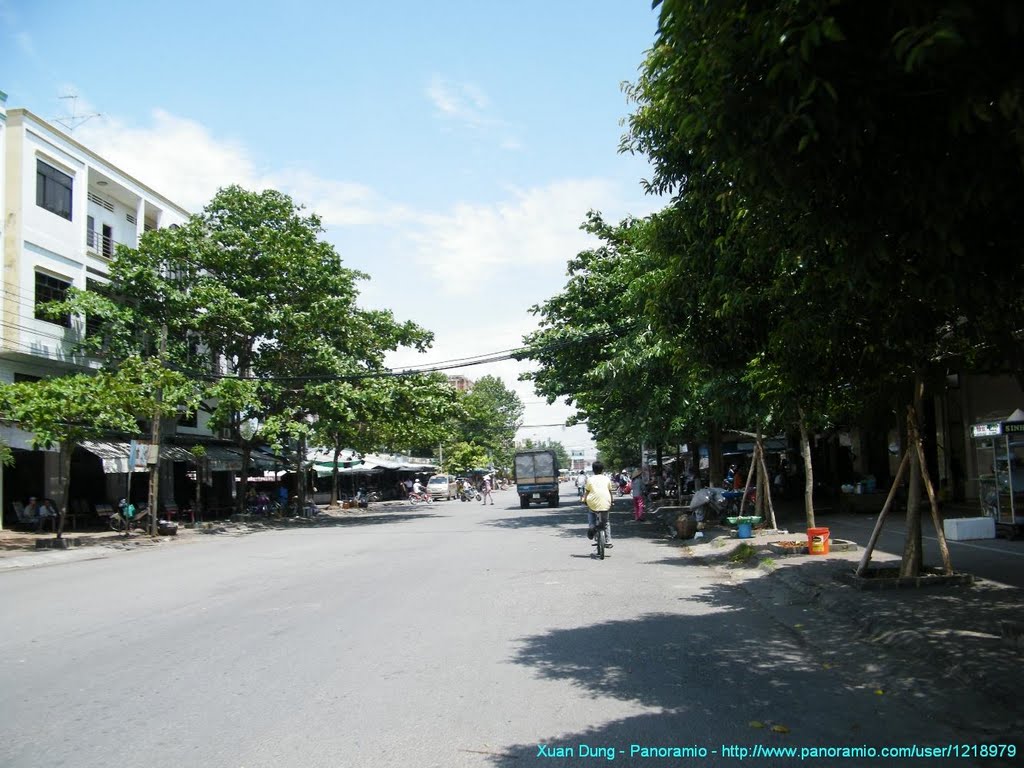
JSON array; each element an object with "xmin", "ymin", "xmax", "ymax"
[{"xmin": 0, "ymin": 491, "xmax": 997, "ymax": 767}]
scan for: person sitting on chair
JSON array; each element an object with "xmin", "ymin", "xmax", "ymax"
[{"xmin": 26, "ymin": 497, "xmax": 57, "ymax": 533}]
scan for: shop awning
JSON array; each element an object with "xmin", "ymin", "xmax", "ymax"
[
  {"xmin": 200, "ymin": 446, "xmax": 245, "ymax": 472},
  {"xmin": 79, "ymin": 441, "xmax": 200, "ymax": 474},
  {"xmin": 250, "ymin": 447, "xmax": 288, "ymax": 470}
]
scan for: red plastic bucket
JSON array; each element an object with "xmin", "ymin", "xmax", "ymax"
[{"xmin": 807, "ymin": 527, "xmax": 830, "ymax": 555}]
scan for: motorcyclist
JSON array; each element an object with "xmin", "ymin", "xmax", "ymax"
[{"xmin": 412, "ymin": 477, "xmax": 432, "ymax": 503}]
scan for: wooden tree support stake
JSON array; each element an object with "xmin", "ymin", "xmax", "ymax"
[
  {"xmin": 915, "ymin": 440, "xmax": 953, "ymax": 574},
  {"xmin": 757, "ymin": 447, "xmax": 778, "ymax": 530},
  {"xmin": 856, "ymin": 450, "xmax": 910, "ymax": 577}
]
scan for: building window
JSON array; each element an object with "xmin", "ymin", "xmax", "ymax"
[
  {"xmin": 85, "ymin": 278, "xmax": 104, "ymax": 339},
  {"xmin": 35, "ymin": 272, "xmax": 71, "ymax": 327},
  {"xmin": 36, "ymin": 160, "xmax": 73, "ymax": 220},
  {"xmin": 177, "ymin": 408, "xmax": 199, "ymax": 428}
]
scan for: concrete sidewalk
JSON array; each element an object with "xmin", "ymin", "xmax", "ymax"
[
  {"xmin": 0, "ymin": 527, "xmax": 191, "ymax": 570},
  {"xmin": 0, "ymin": 498, "xmax": 429, "ymax": 571}
]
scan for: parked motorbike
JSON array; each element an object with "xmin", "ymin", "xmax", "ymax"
[
  {"xmin": 689, "ymin": 487, "xmax": 755, "ymax": 523},
  {"xmin": 687, "ymin": 487, "xmax": 730, "ymax": 524}
]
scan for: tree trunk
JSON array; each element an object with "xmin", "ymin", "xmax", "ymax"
[
  {"xmin": 55, "ymin": 443, "xmax": 72, "ymax": 540},
  {"xmin": 297, "ymin": 432, "xmax": 308, "ymax": 511},
  {"xmin": 240, "ymin": 443, "xmax": 251, "ymax": 516},
  {"xmin": 900, "ymin": 438, "xmax": 924, "ymax": 577},
  {"xmin": 755, "ymin": 428, "xmax": 766, "ymax": 518},
  {"xmin": 798, "ymin": 407, "xmax": 815, "ymax": 530},
  {"xmin": 655, "ymin": 445, "xmax": 664, "ymax": 494},
  {"xmin": 194, "ymin": 458, "xmax": 203, "ymax": 523},
  {"xmin": 675, "ymin": 444, "xmax": 684, "ymax": 505},
  {"xmin": 331, "ymin": 443, "xmax": 341, "ymax": 506},
  {"xmin": 709, "ymin": 422, "xmax": 723, "ymax": 488},
  {"xmin": 900, "ymin": 376, "xmax": 926, "ymax": 578}
]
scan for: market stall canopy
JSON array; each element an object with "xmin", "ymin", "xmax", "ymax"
[
  {"xmin": 312, "ymin": 453, "xmax": 435, "ymax": 477},
  {"xmin": 308, "ymin": 448, "xmax": 362, "ymax": 466},
  {"xmin": 314, "ymin": 462, "xmax": 385, "ymax": 477}
]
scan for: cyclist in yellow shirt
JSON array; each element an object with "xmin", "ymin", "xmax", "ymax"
[{"xmin": 584, "ymin": 461, "xmax": 616, "ymax": 549}]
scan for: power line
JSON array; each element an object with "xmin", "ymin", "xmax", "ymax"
[{"xmin": 186, "ymin": 325, "xmax": 631, "ymax": 382}]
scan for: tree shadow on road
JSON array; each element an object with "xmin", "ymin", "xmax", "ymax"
[
  {"xmin": 486, "ymin": 503, "xmax": 667, "ymax": 546},
  {"xmin": 209, "ymin": 511, "xmax": 442, "ymax": 534},
  {"xmin": 477, "ymin": 557, "xmax": 1024, "ymax": 766},
  {"xmin": 479, "ymin": 580, "xmax": 938, "ymax": 767}
]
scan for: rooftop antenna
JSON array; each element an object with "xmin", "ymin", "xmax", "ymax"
[{"xmin": 52, "ymin": 93, "xmax": 101, "ymax": 132}]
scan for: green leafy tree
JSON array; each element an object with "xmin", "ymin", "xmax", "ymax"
[
  {"xmin": 455, "ymin": 376, "xmax": 524, "ymax": 473},
  {"xmin": 518, "ymin": 438, "xmax": 571, "ymax": 470},
  {"xmin": 310, "ymin": 374, "xmax": 459, "ymax": 503},
  {"xmin": 624, "ymin": 0, "xmax": 1024, "ymax": 575},
  {"xmin": 442, "ymin": 442, "xmax": 491, "ymax": 476},
  {"xmin": 62, "ymin": 185, "xmax": 435, "ymax": 513},
  {"xmin": 521, "ymin": 213, "xmax": 716, "ymax": 482},
  {"xmin": 0, "ymin": 359, "xmax": 192, "ymax": 538}
]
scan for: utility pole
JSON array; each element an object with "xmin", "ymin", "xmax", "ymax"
[{"xmin": 147, "ymin": 325, "xmax": 167, "ymax": 536}]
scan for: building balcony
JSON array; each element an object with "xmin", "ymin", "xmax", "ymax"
[{"xmin": 85, "ymin": 228, "xmax": 123, "ymax": 258}]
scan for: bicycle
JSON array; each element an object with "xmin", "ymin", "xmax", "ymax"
[{"xmin": 590, "ymin": 511, "xmax": 610, "ymax": 560}]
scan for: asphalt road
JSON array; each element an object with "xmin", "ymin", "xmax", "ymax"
[{"xmin": 0, "ymin": 490, "xmax": 996, "ymax": 767}]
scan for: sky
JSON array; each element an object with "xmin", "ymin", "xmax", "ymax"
[{"xmin": 1, "ymin": 0, "xmax": 665, "ymax": 459}]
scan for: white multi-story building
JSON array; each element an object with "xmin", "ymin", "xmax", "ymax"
[
  {"xmin": 0, "ymin": 95, "xmax": 200, "ymax": 525},
  {"xmin": 1, "ymin": 102, "xmax": 189, "ymax": 382}
]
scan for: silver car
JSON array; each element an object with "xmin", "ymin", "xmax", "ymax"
[{"xmin": 427, "ymin": 474, "xmax": 455, "ymax": 500}]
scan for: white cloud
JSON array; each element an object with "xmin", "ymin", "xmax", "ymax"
[
  {"xmin": 15, "ymin": 31, "xmax": 33, "ymax": 57},
  {"xmin": 271, "ymin": 169, "xmax": 412, "ymax": 228},
  {"xmin": 77, "ymin": 109, "xmax": 257, "ymax": 211},
  {"xmin": 75, "ymin": 110, "xmax": 415, "ymax": 229},
  {"xmin": 426, "ymin": 75, "xmax": 490, "ymax": 127},
  {"xmin": 425, "ymin": 74, "xmax": 524, "ymax": 151},
  {"xmin": 404, "ymin": 179, "xmax": 619, "ymax": 289}
]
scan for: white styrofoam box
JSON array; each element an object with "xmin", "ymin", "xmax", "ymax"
[{"xmin": 943, "ymin": 516, "xmax": 996, "ymax": 541}]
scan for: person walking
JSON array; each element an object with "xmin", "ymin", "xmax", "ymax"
[
  {"xmin": 630, "ymin": 470, "xmax": 646, "ymax": 521},
  {"xmin": 584, "ymin": 461, "xmax": 616, "ymax": 549},
  {"xmin": 481, "ymin": 475, "xmax": 494, "ymax": 505}
]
